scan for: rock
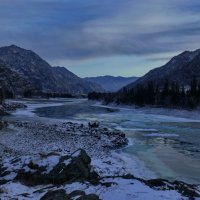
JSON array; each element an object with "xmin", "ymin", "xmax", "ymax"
[
  {"xmin": 47, "ymin": 149, "xmax": 97, "ymax": 184},
  {"xmin": 0, "ymin": 102, "xmax": 26, "ymax": 115},
  {"xmin": 69, "ymin": 190, "xmax": 86, "ymax": 198},
  {"xmin": 0, "ymin": 107, "xmax": 9, "ymax": 116},
  {"xmin": 40, "ymin": 189, "xmax": 70, "ymax": 200},
  {"xmin": 15, "ymin": 149, "xmax": 99, "ymax": 186},
  {"xmin": 171, "ymin": 180, "xmax": 200, "ymax": 198},
  {"xmin": 77, "ymin": 194, "xmax": 100, "ymax": 200},
  {"xmin": 0, "ymin": 188, "xmax": 4, "ymax": 193},
  {"xmin": 145, "ymin": 179, "xmax": 167, "ymax": 188},
  {"xmin": 40, "ymin": 190, "xmax": 100, "ymax": 200},
  {"xmin": 88, "ymin": 121, "xmax": 99, "ymax": 128},
  {"xmin": 72, "ymin": 149, "xmax": 91, "ymax": 165},
  {"xmin": 0, "ymin": 179, "xmax": 9, "ymax": 185},
  {"xmin": 97, "ymin": 174, "xmax": 200, "ymax": 199},
  {"xmin": 122, "ymin": 174, "xmax": 135, "ymax": 179},
  {"xmin": 3, "ymin": 102, "xmax": 27, "ymax": 111},
  {"xmin": 111, "ymin": 137, "xmax": 128, "ymax": 148},
  {"xmin": 0, "ymin": 121, "xmax": 8, "ymax": 130},
  {"xmin": 10, "ymin": 120, "xmax": 128, "ymax": 150},
  {"xmin": 143, "ymin": 178, "xmax": 200, "ymax": 199}
]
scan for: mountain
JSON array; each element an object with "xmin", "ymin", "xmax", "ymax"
[
  {"xmin": 52, "ymin": 66, "xmax": 103, "ymax": 94},
  {"xmin": 124, "ymin": 49, "xmax": 200, "ymax": 90},
  {"xmin": 88, "ymin": 49, "xmax": 200, "ymax": 108},
  {"xmin": 0, "ymin": 45, "xmax": 103, "ymax": 95},
  {"xmin": 85, "ymin": 76, "xmax": 138, "ymax": 92},
  {"xmin": 0, "ymin": 60, "xmax": 35, "ymax": 96}
]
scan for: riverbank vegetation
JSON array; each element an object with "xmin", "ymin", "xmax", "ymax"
[{"xmin": 88, "ymin": 77, "xmax": 200, "ymax": 109}]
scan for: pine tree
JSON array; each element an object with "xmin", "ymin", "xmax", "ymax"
[
  {"xmin": 0, "ymin": 87, "xmax": 5, "ymax": 105},
  {"xmin": 146, "ymin": 81, "xmax": 155, "ymax": 105},
  {"xmin": 190, "ymin": 76, "xmax": 197, "ymax": 97}
]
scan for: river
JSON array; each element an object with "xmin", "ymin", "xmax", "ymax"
[{"xmin": 5, "ymin": 98, "xmax": 200, "ymax": 184}]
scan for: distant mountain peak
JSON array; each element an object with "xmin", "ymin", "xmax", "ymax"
[
  {"xmin": 124, "ymin": 48, "xmax": 200, "ymax": 90},
  {"xmin": 85, "ymin": 76, "xmax": 138, "ymax": 92},
  {"xmin": 4, "ymin": 44, "xmax": 26, "ymax": 51},
  {"xmin": 9, "ymin": 44, "xmax": 20, "ymax": 48}
]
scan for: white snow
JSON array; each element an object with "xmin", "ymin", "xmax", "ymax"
[
  {"xmin": 0, "ymin": 177, "xmax": 195, "ymax": 200},
  {"xmin": 97, "ymin": 178, "xmax": 186, "ymax": 200},
  {"xmin": 144, "ymin": 133, "xmax": 179, "ymax": 137},
  {"xmin": 71, "ymin": 149, "xmax": 82, "ymax": 158},
  {"xmin": 31, "ymin": 155, "xmax": 60, "ymax": 173},
  {"xmin": 63, "ymin": 158, "xmax": 72, "ymax": 166}
]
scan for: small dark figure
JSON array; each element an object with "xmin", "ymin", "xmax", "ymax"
[{"xmin": 88, "ymin": 121, "xmax": 99, "ymax": 128}]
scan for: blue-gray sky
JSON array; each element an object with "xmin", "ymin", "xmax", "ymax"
[{"xmin": 1, "ymin": 0, "xmax": 200, "ymax": 77}]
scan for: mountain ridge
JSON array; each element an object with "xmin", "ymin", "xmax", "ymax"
[
  {"xmin": 85, "ymin": 75, "xmax": 138, "ymax": 92},
  {"xmin": 123, "ymin": 48, "xmax": 200, "ymax": 90},
  {"xmin": 0, "ymin": 45, "xmax": 104, "ymax": 96}
]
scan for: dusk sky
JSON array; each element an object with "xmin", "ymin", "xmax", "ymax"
[{"xmin": 1, "ymin": 0, "xmax": 200, "ymax": 77}]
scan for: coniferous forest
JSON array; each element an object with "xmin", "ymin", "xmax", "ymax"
[{"xmin": 88, "ymin": 77, "xmax": 200, "ymax": 109}]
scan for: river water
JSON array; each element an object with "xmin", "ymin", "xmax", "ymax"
[{"xmin": 6, "ymin": 98, "xmax": 200, "ymax": 184}]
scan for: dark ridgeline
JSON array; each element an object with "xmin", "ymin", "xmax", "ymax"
[
  {"xmin": 84, "ymin": 76, "xmax": 138, "ymax": 92},
  {"xmin": 0, "ymin": 45, "xmax": 104, "ymax": 99},
  {"xmin": 89, "ymin": 49, "xmax": 200, "ymax": 109},
  {"xmin": 125, "ymin": 49, "xmax": 200, "ymax": 89}
]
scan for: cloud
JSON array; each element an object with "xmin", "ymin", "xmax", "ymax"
[
  {"xmin": 80, "ymin": 0, "xmax": 200, "ymax": 57},
  {"xmin": 0, "ymin": 0, "xmax": 200, "ymax": 63}
]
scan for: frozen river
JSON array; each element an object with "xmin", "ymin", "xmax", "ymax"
[{"xmin": 6, "ymin": 98, "xmax": 200, "ymax": 184}]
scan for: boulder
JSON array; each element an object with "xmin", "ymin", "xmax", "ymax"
[
  {"xmin": 40, "ymin": 190, "xmax": 101, "ymax": 200},
  {"xmin": 88, "ymin": 121, "xmax": 99, "ymax": 128},
  {"xmin": 143, "ymin": 178, "xmax": 200, "ymax": 198},
  {"xmin": 0, "ymin": 121, "xmax": 8, "ymax": 130},
  {"xmin": 15, "ymin": 149, "xmax": 99, "ymax": 186},
  {"xmin": 40, "ymin": 189, "xmax": 70, "ymax": 200},
  {"xmin": 77, "ymin": 194, "xmax": 100, "ymax": 200},
  {"xmin": 0, "ymin": 107, "xmax": 9, "ymax": 116},
  {"xmin": 69, "ymin": 190, "xmax": 86, "ymax": 198},
  {"xmin": 2, "ymin": 102, "xmax": 27, "ymax": 111}
]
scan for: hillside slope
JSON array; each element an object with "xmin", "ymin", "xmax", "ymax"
[
  {"xmin": 0, "ymin": 45, "xmax": 103, "ymax": 95},
  {"xmin": 0, "ymin": 60, "xmax": 35, "ymax": 96},
  {"xmin": 124, "ymin": 49, "xmax": 200, "ymax": 90}
]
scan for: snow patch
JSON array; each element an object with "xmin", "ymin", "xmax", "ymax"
[{"xmin": 144, "ymin": 133, "xmax": 179, "ymax": 137}]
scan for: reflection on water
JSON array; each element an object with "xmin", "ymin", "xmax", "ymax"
[
  {"xmin": 34, "ymin": 101, "xmax": 119, "ymax": 119},
  {"xmin": 26, "ymin": 100, "xmax": 200, "ymax": 184}
]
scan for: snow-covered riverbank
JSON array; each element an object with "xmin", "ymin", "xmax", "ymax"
[
  {"xmin": 0, "ymin": 120, "xmax": 199, "ymax": 200},
  {"xmin": 0, "ymin": 99, "xmax": 200, "ymax": 199}
]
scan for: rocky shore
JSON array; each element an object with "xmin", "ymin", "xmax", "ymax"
[
  {"xmin": 0, "ymin": 147, "xmax": 199, "ymax": 199},
  {"xmin": 0, "ymin": 102, "xmax": 27, "ymax": 116},
  {"xmin": 0, "ymin": 120, "xmax": 128, "ymax": 159},
  {"xmin": 0, "ymin": 117, "xmax": 200, "ymax": 199}
]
